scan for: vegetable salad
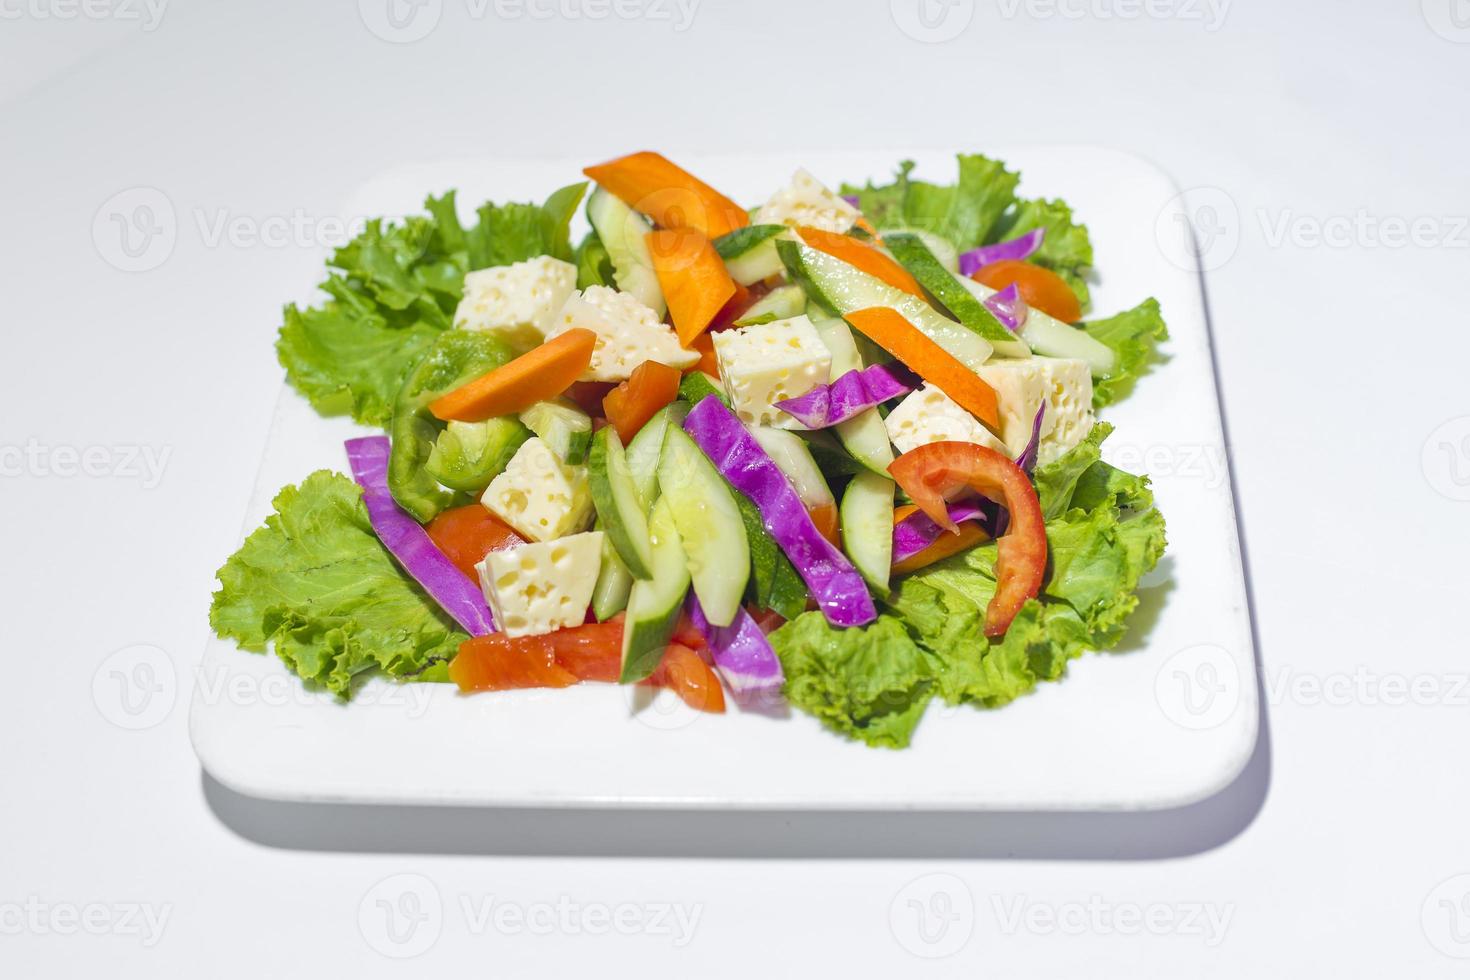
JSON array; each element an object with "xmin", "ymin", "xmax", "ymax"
[{"xmin": 212, "ymin": 151, "xmax": 1169, "ymax": 748}]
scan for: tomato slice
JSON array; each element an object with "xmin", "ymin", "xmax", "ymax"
[
  {"xmin": 969, "ymin": 260, "xmax": 1082, "ymax": 323},
  {"xmin": 449, "ymin": 634, "xmax": 579, "ymax": 692},
  {"xmin": 566, "ymin": 380, "xmax": 616, "ymax": 417},
  {"xmin": 603, "ymin": 360, "xmax": 682, "ymax": 446},
  {"xmin": 425, "ymin": 505, "xmax": 525, "ymax": 581},
  {"xmin": 645, "ymin": 643, "xmax": 726, "ymax": 713},
  {"xmin": 545, "ymin": 619, "xmax": 624, "ymax": 682},
  {"xmin": 888, "ymin": 441, "xmax": 1047, "ymax": 637}
]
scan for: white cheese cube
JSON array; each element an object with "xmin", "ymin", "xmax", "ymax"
[
  {"xmin": 480, "ymin": 437, "xmax": 594, "ymax": 543},
  {"xmin": 712, "ymin": 315, "xmax": 833, "ymax": 429},
  {"xmin": 884, "ymin": 384, "xmax": 1007, "ymax": 456},
  {"xmin": 974, "ymin": 356, "xmax": 1095, "ymax": 464},
  {"xmin": 754, "ymin": 168, "xmax": 862, "ymax": 234},
  {"xmin": 476, "ymin": 531, "xmax": 604, "ymax": 638},
  {"xmin": 545, "ymin": 285, "xmax": 699, "ymax": 382},
  {"xmin": 454, "ymin": 256, "xmax": 577, "ymax": 351}
]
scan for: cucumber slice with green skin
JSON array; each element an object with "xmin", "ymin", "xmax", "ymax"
[
  {"xmin": 734, "ymin": 283, "xmax": 807, "ymax": 326},
  {"xmin": 589, "ymin": 426, "xmax": 655, "ymax": 579},
  {"xmin": 676, "ymin": 371, "xmax": 728, "ymax": 410},
  {"xmin": 620, "ymin": 496, "xmax": 690, "ymax": 683},
  {"xmin": 424, "ymin": 417, "xmax": 531, "ymax": 493},
  {"xmin": 809, "ymin": 314, "xmax": 896, "ymax": 477},
  {"xmin": 657, "ymin": 427, "xmax": 750, "ymax": 627},
  {"xmin": 714, "ymin": 224, "xmax": 788, "ymax": 286},
  {"xmin": 879, "ymin": 226, "xmax": 960, "ymax": 273},
  {"xmin": 591, "ymin": 529, "xmax": 633, "ymax": 621},
  {"xmin": 626, "ymin": 401, "xmax": 690, "ymax": 501},
  {"xmin": 957, "ymin": 277, "xmax": 1116, "ymax": 375},
  {"xmin": 885, "ymin": 232, "xmax": 1031, "ymax": 358},
  {"xmin": 519, "ymin": 399, "xmax": 593, "ymax": 465},
  {"xmin": 748, "ymin": 425, "xmax": 835, "ymax": 511},
  {"xmin": 733, "ymin": 492, "xmax": 808, "ymax": 621},
  {"xmin": 586, "ymin": 187, "xmax": 666, "ymax": 317},
  {"xmin": 797, "ymin": 429, "xmax": 866, "ymax": 479},
  {"xmin": 777, "ymin": 240, "xmax": 994, "ymax": 371},
  {"xmin": 840, "ymin": 471, "xmax": 895, "ymax": 595}
]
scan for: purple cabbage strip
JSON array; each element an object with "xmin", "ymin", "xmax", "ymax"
[
  {"xmin": 774, "ymin": 363, "xmax": 916, "ymax": 429},
  {"xmin": 891, "ymin": 502, "xmax": 988, "ymax": 565},
  {"xmin": 683, "ymin": 397, "xmax": 877, "ymax": 628},
  {"xmin": 344, "ymin": 437, "xmax": 496, "ymax": 637},
  {"xmin": 983, "ymin": 283, "xmax": 1030, "ymax": 333},
  {"xmin": 840, "ymin": 193, "xmax": 861, "ymax": 208},
  {"xmin": 688, "ymin": 594, "xmax": 784, "ymax": 704},
  {"xmin": 957, "ymin": 227, "xmax": 1046, "ymax": 277},
  {"xmin": 992, "ymin": 404, "xmax": 1046, "ymax": 538}
]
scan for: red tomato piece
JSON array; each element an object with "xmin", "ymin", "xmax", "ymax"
[
  {"xmin": 547, "ymin": 619, "xmax": 624, "ymax": 683},
  {"xmin": 645, "ymin": 643, "xmax": 726, "ymax": 713},
  {"xmin": 969, "ymin": 260, "xmax": 1082, "ymax": 323},
  {"xmin": 448, "ymin": 634, "xmax": 579, "ymax": 692},
  {"xmin": 425, "ymin": 505, "xmax": 525, "ymax": 581}
]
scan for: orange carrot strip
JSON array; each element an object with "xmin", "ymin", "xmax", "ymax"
[
  {"xmin": 584, "ymin": 151, "xmax": 749, "ymax": 239},
  {"xmin": 603, "ymin": 360, "xmax": 682, "ymax": 445},
  {"xmin": 688, "ymin": 332, "xmax": 720, "ymax": 379},
  {"xmin": 646, "ymin": 228, "xmax": 737, "ymax": 347},
  {"xmin": 428, "ymin": 328, "xmax": 596, "ymax": 423},
  {"xmin": 892, "ymin": 523, "xmax": 990, "ymax": 575},
  {"xmin": 809, "ymin": 502, "xmax": 840, "ymax": 547},
  {"xmin": 796, "ymin": 226, "xmax": 925, "ymax": 298},
  {"xmin": 843, "ymin": 307, "xmax": 1000, "ymax": 430}
]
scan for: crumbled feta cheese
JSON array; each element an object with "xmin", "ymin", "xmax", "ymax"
[
  {"xmin": 883, "ymin": 383, "xmax": 1007, "ymax": 456},
  {"xmin": 755, "ymin": 168, "xmax": 862, "ymax": 233},
  {"xmin": 712, "ymin": 315, "xmax": 833, "ymax": 429},
  {"xmin": 476, "ymin": 531, "xmax": 604, "ymax": 638},
  {"xmin": 545, "ymin": 285, "xmax": 698, "ymax": 382},
  {"xmin": 454, "ymin": 255, "xmax": 577, "ymax": 350},
  {"xmin": 480, "ymin": 437, "xmax": 594, "ymax": 543},
  {"xmin": 974, "ymin": 356, "xmax": 1095, "ymax": 464}
]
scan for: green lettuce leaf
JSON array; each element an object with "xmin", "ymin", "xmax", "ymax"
[
  {"xmin": 992, "ymin": 196, "xmax": 1095, "ymax": 307},
  {"xmin": 277, "ymin": 184, "xmax": 586, "ymax": 427},
  {"xmin": 210, "ymin": 471, "xmax": 466, "ymax": 697},
  {"xmin": 1083, "ymin": 298, "xmax": 1170, "ymax": 408},
  {"xmin": 769, "ymin": 612, "xmax": 937, "ymax": 749}
]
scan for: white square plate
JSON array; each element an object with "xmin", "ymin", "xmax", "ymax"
[{"xmin": 191, "ymin": 147, "xmax": 1257, "ymax": 811}]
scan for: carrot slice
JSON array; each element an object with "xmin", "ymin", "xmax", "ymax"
[
  {"xmin": 688, "ymin": 332, "xmax": 720, "ymax": 379},
  {"xmin": 810, "ymin": 502, "xmax": 840, "ymax": 547},
  {"xmin": 796, "ymin": 226, "xmax": 925, "ymax": 299},
  {"xmin": 584, "ymin": 151, "xmax": 748, "ymax": 239},
  {"xmin": 603, "ymin": 360, "xmax": 682, "ymax": 445},
  {"xmin": 892, "ymin": 521, "xmax": 990, "ymax": 575},
  {"xmin": 428, "ymin": 328, "xmax": 596, "ymax": 423},
  {"xmin": 646, "ymin": 229, "xmax": 737, "ymax": 347},
  {"xmin": 843, "ymin": 307, "xmax": 1000, "ymax": 430}
]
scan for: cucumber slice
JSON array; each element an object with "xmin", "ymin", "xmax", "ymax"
[
  {"xmin": 777, "ymin": 239, "xmax": 994, "ymax": 370},
  {"xmin": 657, "ymin": 427, "xmax": 750, "ymax": 627},
  {"xmin": 879, "ymin": 226, "xmax": 959, "ymax": 273},
  {"xmin": 809, "ymin": 314, "xmax": 896, "ymax": 477},
  {"xmin": 620, "ymin": 496, "xmax": 690, "ymax": 683},
  {"xmin": 424, "ymin": 417, "xmax": 531, "ymax": 493},
  {"xmin": 748, "ymin": 425, "xmax": 835, "ymax": 511},
  {"xmin": 626, "ymin": 401, "xmax": 690, "ymax": 502},
  {"xmin": 798, "ymin": 429, "xmax": 866, "ymax": 478},
  {"xmin": 677, "ymin": 371, "xmax": 728, "ymax": 409},
  {"xmin": 519, "ymin": 399, "xmax": 593, "ymax": 465},
  {"xmin": 958, "ymin": 277, "xmax": 1116, "ymax": 375},
  {"xmin": 586, "ymin": 187, "xmax": 666, "ymax": 317},
  {"xmin": 733, "ymin": 492, "xmax": 808, "ymax": 621},
  {"xmin": 885, "ymin": 233, "xmax": 1030, "ymax": 358},
  {"xmin": 841, "ymin": 471, "xmax": 895, "ymax": 594},
  {"xmin": 588, "ymin": 427, "xmax": 654, "ymax": 579},
  {"xmin": 714, "ymin": 224, "xmax": 787, "ymax": 286},
  {"xmin": 735, "ymin": 283, "xmax": 807, "ymax": 326},
  {"xmin": 591, "ymin": 530, "xmax": 633, "ymax": 621}
]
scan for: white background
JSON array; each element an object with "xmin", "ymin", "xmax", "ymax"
[{"xmin": 1, "ymin": 0, "xmax": 1468, "ymax": 976}]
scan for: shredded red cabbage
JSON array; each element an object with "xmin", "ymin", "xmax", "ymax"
[
  {"xmin": 774, "ymin": 363, "xmax": 915, "ymax": 429},
  {"xmin": 683, "ymin": 397, "xmax": 876, "ymax": 628},
  {"xmin": 984, "ymin": 283, "xmax": 1029, "ymax": 333},
  {"xmin": 891, "ymin": 502, "xmax": 988, "ymax": 564},
  {"xmin": 345, "ymin": 437, "xmax": 496, "ymax": 637},
  {"xmin": 840, "ymin": 193, "xmax": 860, "ymax": 208},
  {"xmin": 957, "ymin": 228, "xmax": 1046, "ymax": 277},
  {"xmin": 688, "ymin": 595, "xmax": 784, "ymax": 702}
]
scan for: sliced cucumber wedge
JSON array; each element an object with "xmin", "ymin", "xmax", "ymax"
[
  {"xmin": 590, "ymin": 531, "xmax": 633, "ymax": 621},
  {"xmin": 809, "ymin": 313, "xmax": 896, "ymax": 477},
  {"xmin": 885, "ymin": 232, "xmax": 1030, "ymax": 358},
  {"xmin": 589, "ymin": 426, "xmax": 654, "ymax": 579},
  {"xmin": 778, "ymin": 239, "xmax": 994, "ymax": 371},
  {"xmin": 840, "ymin": 470, "xmax": 895, "ymax": 595},
  {"xmin": 519, "ymin": 399, "xmax": 593, "ymax": 465},
  {"xmin": 714, "ymin": 224, "xmax": 787, "ymax": 286},
  {"xmin": 657, "ymin": 427, "xmax": 750, "ymax": 627},
  {"xmin": 958, "ymin": 277, "xmax": 1116, "ymax": 375},
  {"xmin": 626, "ymin": 401, "xmax": 690, "ymax": 501},
  {"xmin": 748, "ymin": 425, "xmax": 835, "ymax": 511},
  {"xmin": 879, "ymin": 226, "xmax": 960, "ymax": 273},
  {"xmin": 677, "ymin": 371, "xmax": 728, "ymax": 409},
  {"xmin": 735, "ymin": 283, "xmax": 807, "ymax": 326},
  {"xmin": 620, "ymin": 496, "xmax": 690, "ymax": 683},
  {"xmin": 586, "ymin": 187, "xmax": 665, "ymax": 317}
]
